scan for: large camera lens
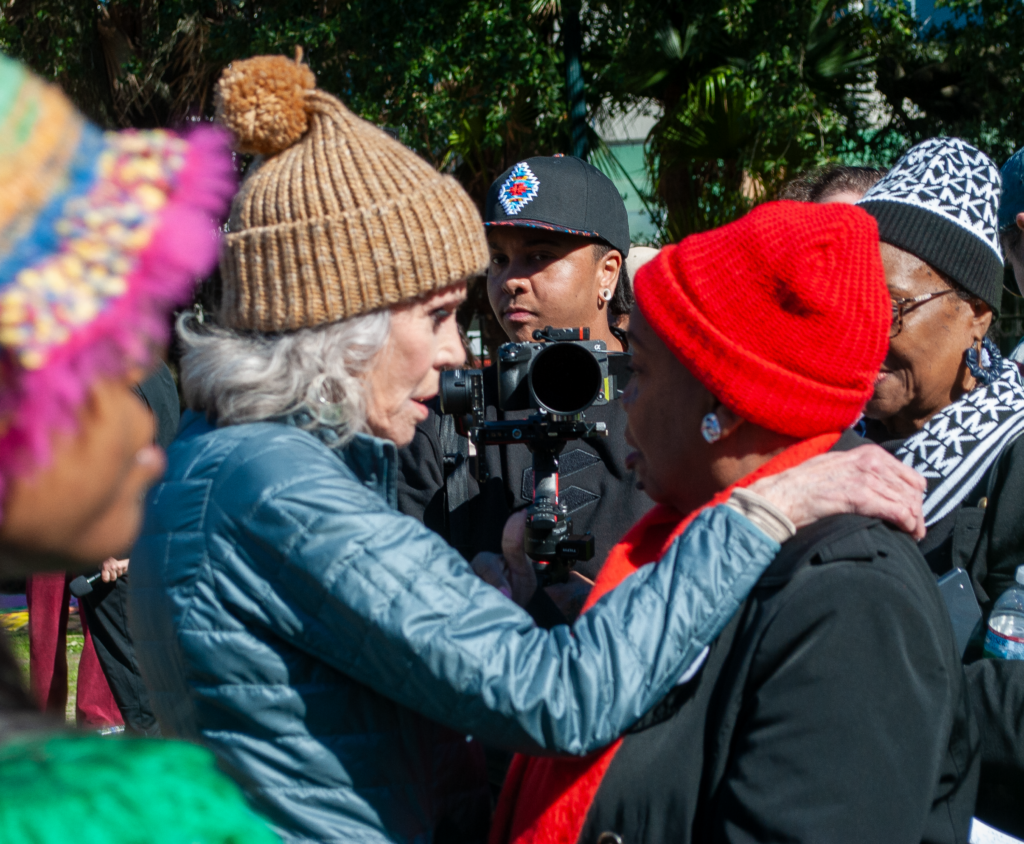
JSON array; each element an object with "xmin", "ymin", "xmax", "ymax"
[
  {"xmin": 439, "ymin": 369, "xmax": 479, "ymax": 417},
  {"xmin": 529, "ymin": 343, "xmax": 603, "ymax": 415}
]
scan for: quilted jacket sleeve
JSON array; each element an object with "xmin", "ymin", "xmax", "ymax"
[{"xmin": 211, "ymin": 443, "xmax": 779, "ymax": 757}]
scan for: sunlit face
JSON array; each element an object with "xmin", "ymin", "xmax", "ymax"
[
  {"xmin": 485, "ymin": 227, "xmax": 621, "ymax": 345},
  {"xmin": 622, "ymin": 308, "xmax": 719, "ymax": 513},
  {"xmin": 864, "ymin": 243, "xmax": 992, "ymax": 436},
  {"xmin": 0, "ymin": 372, "xmax": 164, "ymax": 565},
  {"xmin": 364, "ymin": 284, "xmax": 467, "ymax": 447}
]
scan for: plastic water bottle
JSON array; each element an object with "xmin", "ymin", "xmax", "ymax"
[{"xmin": 984, "ymin": 565, "xmax": 1024, "ymax": 660}]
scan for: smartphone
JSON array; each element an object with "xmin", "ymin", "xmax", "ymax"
[{"xmin": 937, "ymin": 567, "xmax": 982, "ymax": 657}]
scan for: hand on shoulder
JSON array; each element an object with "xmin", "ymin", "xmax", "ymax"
[{"xmin": 748, "ymin": 445, "xmax": 926, "ymax": 539}]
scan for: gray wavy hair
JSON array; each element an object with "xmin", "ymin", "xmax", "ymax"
[{"xmin": 176, "ymin": 310, "xmax": 391, "ymax": 442}]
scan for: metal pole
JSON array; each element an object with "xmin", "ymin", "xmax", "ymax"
[{"xmin": 563, "ymin": 0, "xmax": 588, "ymax": 160}]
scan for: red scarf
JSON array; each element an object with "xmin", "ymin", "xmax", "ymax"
[{"xmin": 489, "ymin": 432, "xmax": 840, "ymax": 844}]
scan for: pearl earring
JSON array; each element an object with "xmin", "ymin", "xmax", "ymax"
[
  {"xmin": 701, "ymin": 412, "xmax": 722, "ymax": 443},
  {"xmin": 599, "ymin": 288, "xmax": 612, "ymax": 302}
]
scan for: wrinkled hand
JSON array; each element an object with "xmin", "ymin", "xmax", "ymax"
[
  {"xmin": 500, "ymin": 510, "xmax": 538, "ymax": 606},
  {"xmin": 100, "ymin": 557, "xmax": 129, "ymax": 582},
  {"xmin": 470, "ymin": 552, "xmax": 513, "ymax": 600},
  {"xmin": 468, "ymin": 510, "xmax": 538, "ymax": 607},
  {"xmin": 748, "ymin": 445, "xmax": 926, "ymax": 540}
]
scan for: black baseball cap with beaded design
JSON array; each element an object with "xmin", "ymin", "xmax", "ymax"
[{"xmin": 484, "ymin": 155, "xmax": 630, "ymax": 257}]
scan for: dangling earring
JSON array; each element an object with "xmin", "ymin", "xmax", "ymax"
[
  {"xmin": 965, "ymin": 337, "xmax": 1001, "ymax": 387},
  {"xmin": 599, "ymin": 288, "xmax": 612, "ymax": 302},
  {"xmin": 701, "ymin": 412, "xmax": 722, "ymax": 443}
]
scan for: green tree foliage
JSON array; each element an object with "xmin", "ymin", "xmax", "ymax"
[
  {"xmin": 0, "ymin": 0, "xmax": 573, "ymax": 208},
  {"xmin": 871, "ymin": 0, "xmax": 1024, "ymax": 166},
  {"xmin": 0, "ymin": 0, "xmax": 1019, "ymax": 237},
  {"xmin": 587, "ymin": 0, "xmax": 877, "ymax": 239}
]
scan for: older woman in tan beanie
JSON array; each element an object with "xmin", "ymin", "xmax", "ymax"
[{"xmin": 129, "ymin": 54, "xmax": 928, "ymax": 844}]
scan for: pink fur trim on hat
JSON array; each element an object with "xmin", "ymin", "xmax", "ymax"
[{"xmin": 0, "ymin": 126, "xmax": 235, "ymax": 514}]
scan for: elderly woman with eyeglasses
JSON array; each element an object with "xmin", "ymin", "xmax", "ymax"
[
  {"xmin": 857, "ymin": 138, "xmax": 1024, "ymax": 838},
  {"xmin": 856, "ymin": 138, "xmax": 1024, "ymax": 605}
]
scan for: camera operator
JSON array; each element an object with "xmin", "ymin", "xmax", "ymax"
[{"xmin": 397, "ymin": 155, "xmax": 652, "ymax": 620}]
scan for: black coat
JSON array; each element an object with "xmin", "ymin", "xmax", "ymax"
[
  {"xmin": 964, "ymin": 658, "xmax": 1024, "ymax": 836},
  {"xmin": 864, "ymin": 421, "xmax": 1024, "ymax": 608},
  {"xmin": 396, "ymin": 365, "xmax": 652, "ymax": 579},
  {"xmin": 578, "ymin": 514, "xmax": 979, "ymax": 844},
  {"xmin": 867, "ymin": 421, "xmax": 1024, "ymax": 835}
]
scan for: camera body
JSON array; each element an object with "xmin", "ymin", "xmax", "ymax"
[
  {"xmin": 440, "ymin": 327, "xmax": 632, "ymax": 423},
  {"xmin": 439, "ymin": 327, "xmax": 632, "ymax": 583}
]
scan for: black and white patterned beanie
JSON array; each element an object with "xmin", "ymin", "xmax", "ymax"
[{"xmin": 857, "ymin": 137, "xmax": 1003, "ymax": 315}]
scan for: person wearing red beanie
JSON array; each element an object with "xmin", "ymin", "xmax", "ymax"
[
  {"xmin": 635, "ymin": 199, "xmax": 890, "ymax": 438},
  {"xmin": 489, "ymin": 201, "xmax": 977, "ymax": 844}
]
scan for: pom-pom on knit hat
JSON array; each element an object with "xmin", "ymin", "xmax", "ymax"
[
  {"xmin": 857, "ymin": 137, "xmax": 1004, "ymax": 314},
  {"xmin": 215, "ymin": 52, "xmax": 489, "ymax": 332},
  {"xmin": 634, "ymin": 201, "xmax": 889, "ymax": 439},
  {"xmin": 0, "ymin": 53, "xmax": 234, "ymax": 505}
]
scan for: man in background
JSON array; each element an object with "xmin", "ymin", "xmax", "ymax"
[{"xmin": 78, "ymin": 361, "xmax": 180, "ymax": 735}]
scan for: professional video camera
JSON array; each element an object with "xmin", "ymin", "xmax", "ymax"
[{"xmin": 439, "ymin": 327, "xmax": 632, "ymax": 584}]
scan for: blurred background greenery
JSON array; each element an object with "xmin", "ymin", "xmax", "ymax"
[{"xmin": 2, "ymin": 0, "xmax": 1020, "ymax": 347}]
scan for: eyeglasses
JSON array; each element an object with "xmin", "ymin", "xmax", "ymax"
[{"xmin": 890, "ymin": 289, "xmax": 957, "ymax": 338}]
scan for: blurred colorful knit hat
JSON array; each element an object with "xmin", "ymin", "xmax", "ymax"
[
  {"xmin": 0, "ymin": 54, "xmax": 234, "ymax": 498},
  {"xmin": 0, "ymin": 734, "xmax": 281, "ymax": 843}
]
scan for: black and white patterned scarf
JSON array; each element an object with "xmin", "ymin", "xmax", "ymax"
[{"xmin": 896, "ymin": 349, "xmax": 1024, "ymax": 527}]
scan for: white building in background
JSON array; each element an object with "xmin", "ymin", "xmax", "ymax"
[{"xmin": 593, "ymin": 105, "xmax": 662, "ymax": 244}]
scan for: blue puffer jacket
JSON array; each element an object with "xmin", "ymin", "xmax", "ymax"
[{"xmin": 130, "ymin": 412, "xmax": 779, "ymax": 844}]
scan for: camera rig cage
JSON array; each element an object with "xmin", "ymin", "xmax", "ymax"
[{"xmin": 440, "ymin": 327, "xmax": 632, "ymax": 584}]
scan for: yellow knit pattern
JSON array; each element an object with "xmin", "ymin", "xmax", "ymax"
[
  {"xmin": 0, "ymin": 73, "xmax": 83, "ymax": 255},
  {"xmin": 218, "ymin": 64, "xmax": 488, "ymax": 332}
]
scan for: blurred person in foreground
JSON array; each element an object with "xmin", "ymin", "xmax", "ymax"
[
  {"xmin": 0, "ymin": 51, "xmax": 279, "ymax": 844},
  {"xmin": 398, "ymin": 155, "xmax": 655, "ymax": 624},
  {"xmin": 129, "ymin": 54, "xmax": 928, "ymax": 844},
  {"xmin": 491, "ymin": 200, "xmax": 976, "ymax": 844},
  {"xmin": 856, "ymin": 137, "xmax": 1024, "ymax": 837}
]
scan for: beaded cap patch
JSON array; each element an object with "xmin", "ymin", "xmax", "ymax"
[
  {"xmin": 0, "ymin": 130, "xmax": 189, "ymax": 369},
  {"xmin": 498, "ymin": 162, "xmax": 540, "ymax": 216}
]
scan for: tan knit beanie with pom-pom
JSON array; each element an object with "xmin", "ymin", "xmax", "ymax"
[{"xmin": 215, "ymin": 51, "xmax": 488, "ymax": 331}]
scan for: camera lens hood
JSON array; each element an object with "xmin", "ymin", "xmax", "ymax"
[{"xmin": 528, "ymin": 342, "xmax": 603, "ymax": 416}]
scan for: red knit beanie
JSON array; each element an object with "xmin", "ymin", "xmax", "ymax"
[{"xmin": 634, "ymin": 200, "xmax": 889, "ymax": 438}]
